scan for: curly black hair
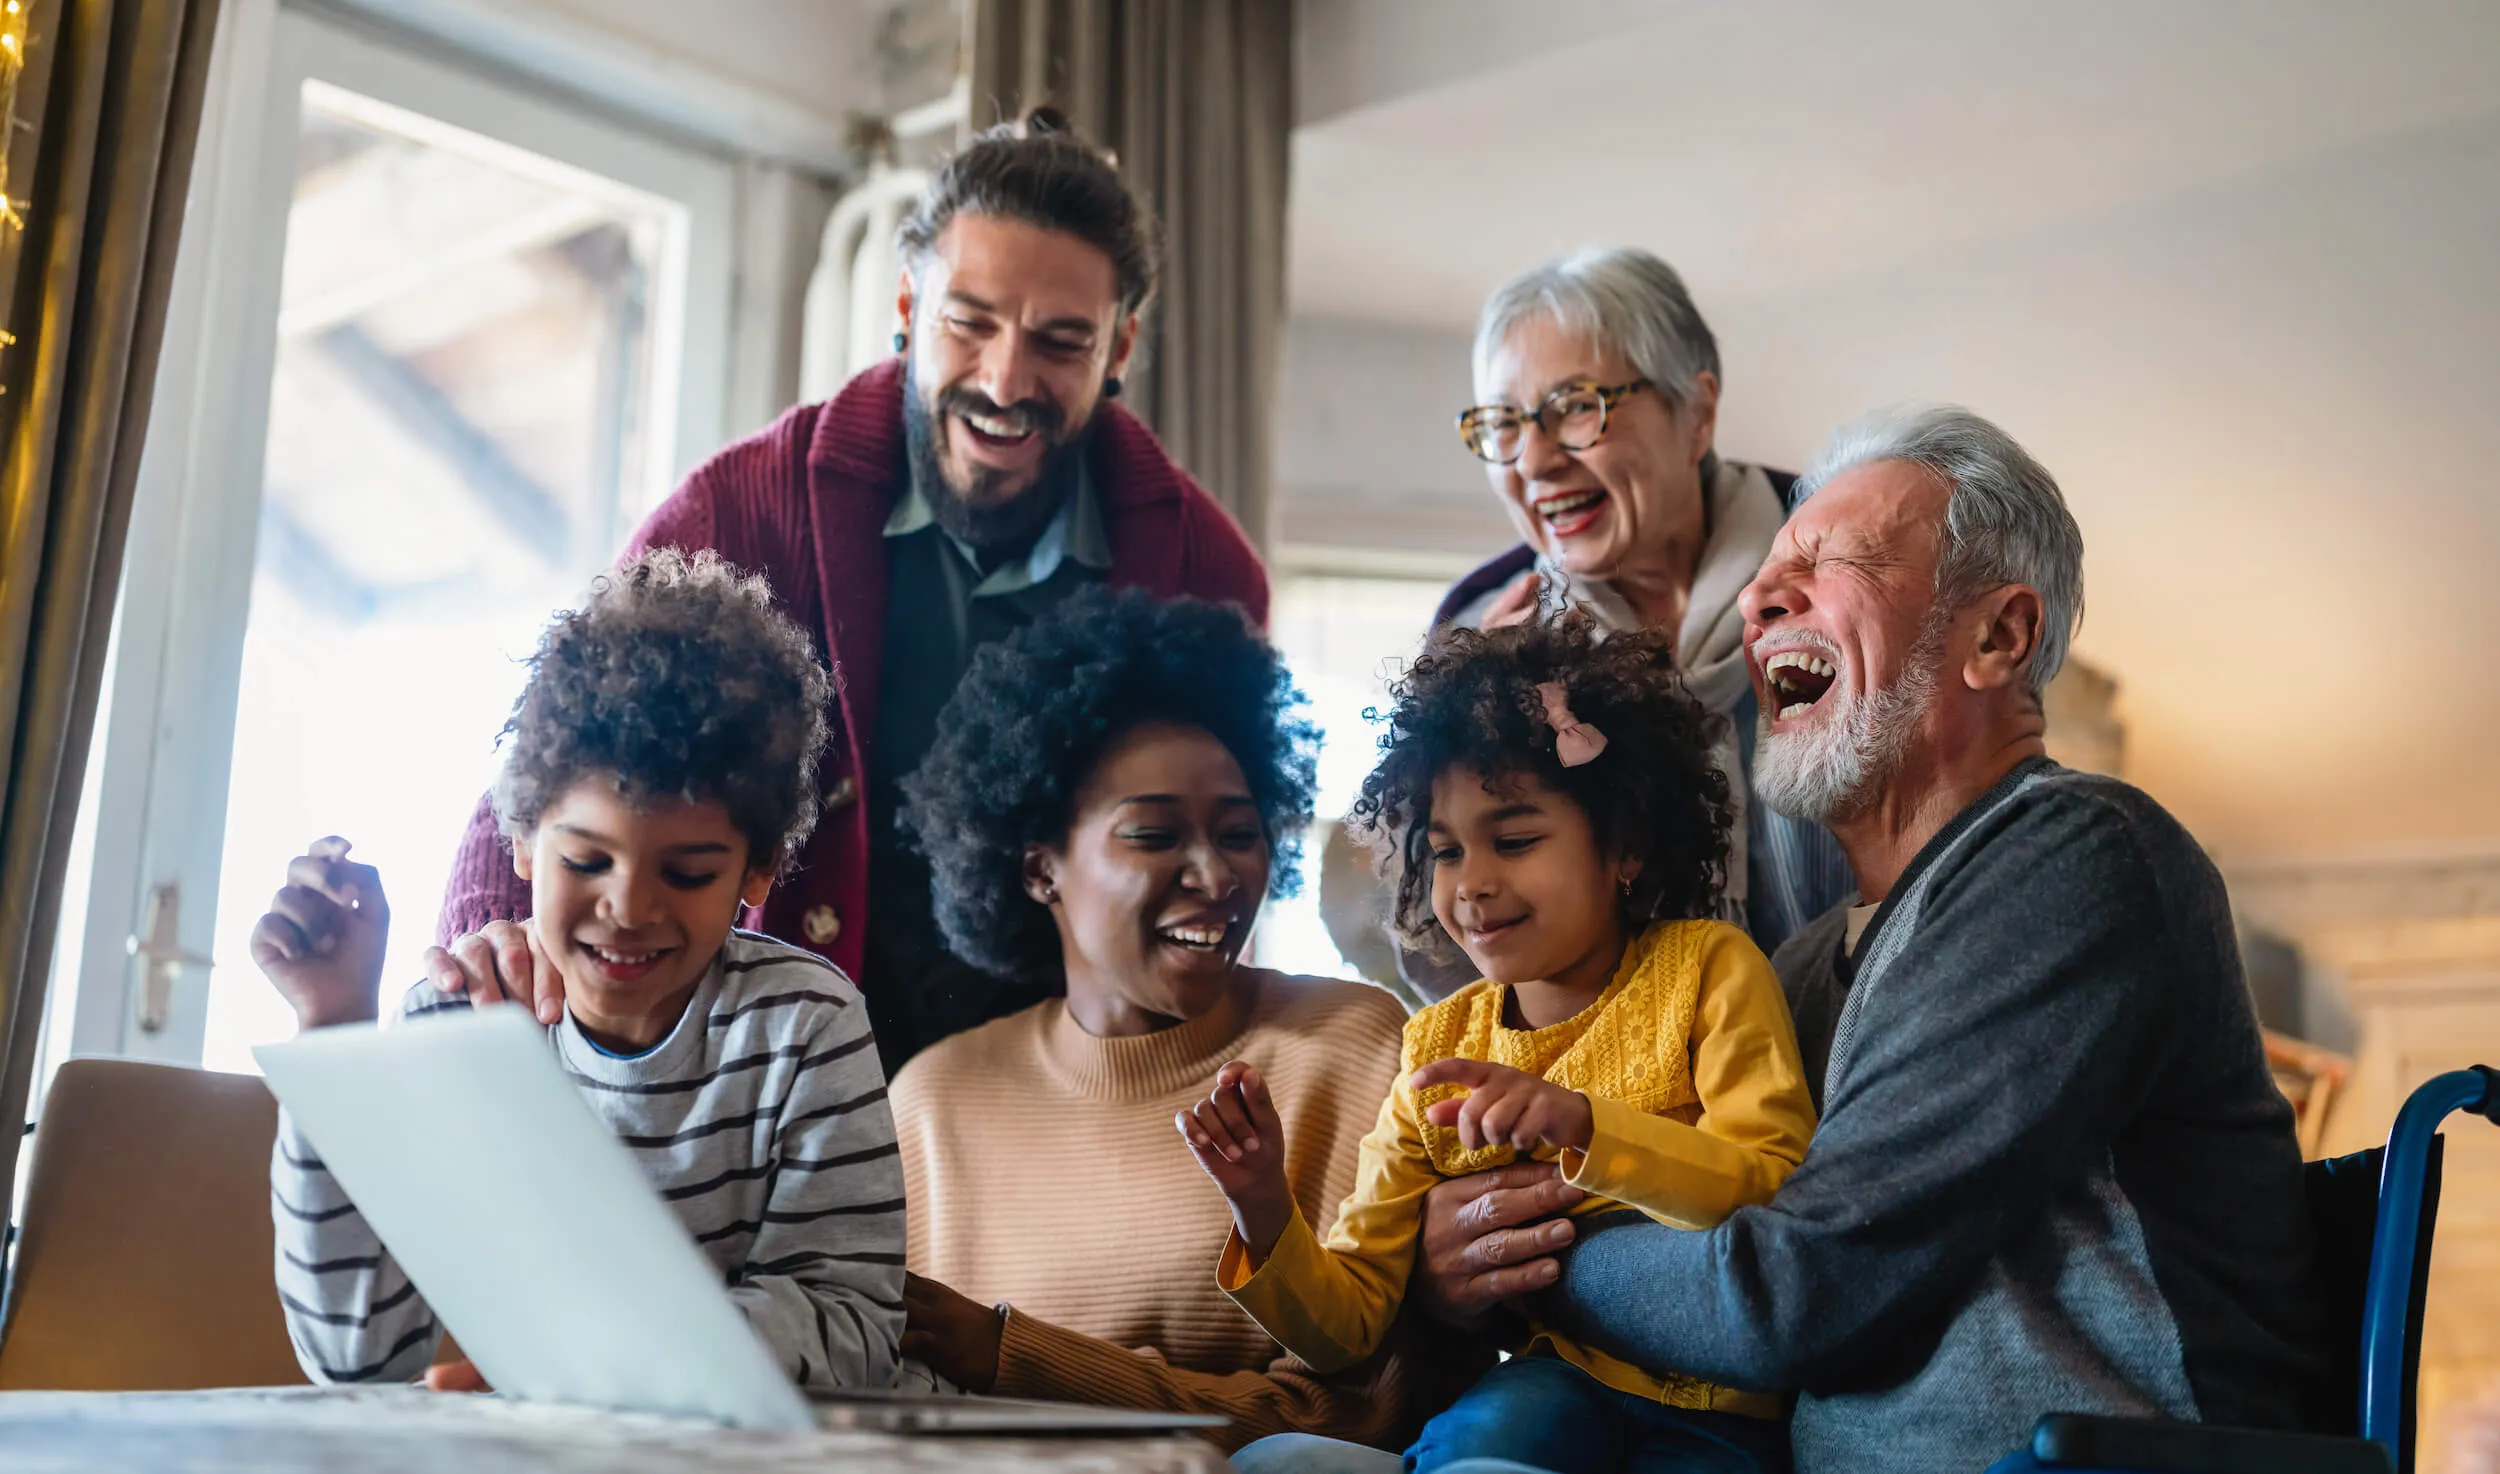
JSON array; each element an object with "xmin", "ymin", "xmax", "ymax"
[
  {"xmin": 492, "ymin": 548, "xmax": 834, "ymax": 873},
  {"xmin": 901, "ymin": 587, "xmax": 1319, "ymax": 984},
  {"xmin": 1348, "ymin": 613, "xmax": 1733, "ymax": 951}
]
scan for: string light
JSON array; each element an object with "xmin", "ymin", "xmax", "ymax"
[{"xmin": 0, "ymin": 0, "xmax": 26, "ymax": 394}]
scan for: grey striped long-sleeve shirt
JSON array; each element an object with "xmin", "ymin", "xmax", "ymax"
[{"xmin": 270, "ymin": 930, "xmax": 905, "ymax": 1391}]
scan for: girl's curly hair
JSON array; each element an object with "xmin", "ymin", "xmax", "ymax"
[
  {"xmin": 901, "ymin": 587, "xmax": 1320, "ymax": 984},
  {"xmin": 1348, "ymin": 612, "xmax": 1733, "ymax": 950},
  {"xmin": 491, "ymin": 548, "xmax": 833, "ymax": 872}
]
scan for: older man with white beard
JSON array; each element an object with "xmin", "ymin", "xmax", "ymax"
[{"xmin": 1496, "ymin": 406, "xmax": 2328, "ymax": 1474}]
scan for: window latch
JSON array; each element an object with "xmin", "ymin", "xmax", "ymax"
[{"xmin": 126, "ymin": 881, "xmax": 213, "ymax": 1034}]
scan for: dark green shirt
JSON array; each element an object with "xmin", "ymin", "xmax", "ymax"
[{"xmin": 861, "ymin": 462, "xmax": 1110, "ymax": 1074}]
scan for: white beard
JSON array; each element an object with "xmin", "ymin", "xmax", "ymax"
[{"xmin": 1754, "ymin": 620, "xmax": 1944, "ymax": 823}]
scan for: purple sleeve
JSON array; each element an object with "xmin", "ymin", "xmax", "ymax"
[{"xmin": 433, "ymin": 790, "xmax": 528, "ymax": 947}]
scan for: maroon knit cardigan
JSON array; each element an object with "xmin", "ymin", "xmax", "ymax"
[{"xmin": 433, "ymin": 357, "xmax": 1271, "ymax": 984}]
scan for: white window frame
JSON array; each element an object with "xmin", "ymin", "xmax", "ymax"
[{"xmin": 44, "ymin": 0, "xmax": 738, "ymax": 1071}]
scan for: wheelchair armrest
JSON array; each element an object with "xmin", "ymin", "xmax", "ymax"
[{"xmin": 2030, "ymin": 1414, "xmax": 2393, "ymax": 1474}]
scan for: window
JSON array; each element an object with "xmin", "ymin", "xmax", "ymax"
[
  {"xmin": 44, "ymin": 8, "xmax": 733, "ymax": 1079},
  {"xmin": 1255, "ymin": 573, "xmax": 1450, "ymax": 984},
  {"xmin": 200, "ymin": 85, "xmax": 696, "ymax": 1072}
]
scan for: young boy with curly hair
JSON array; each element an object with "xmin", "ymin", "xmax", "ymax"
[
  {"xmin": 1182, "ymin": 614, "xmax": 1818, "ymax": 1473},
  {"xmin": 257, "ymin": 549, "xmax": 903, "ymax": 1393}
]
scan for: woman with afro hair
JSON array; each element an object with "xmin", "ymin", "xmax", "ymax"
[{"xmin": 886, "ymin": 587, "xmax": 1480, "ymax": 1453}]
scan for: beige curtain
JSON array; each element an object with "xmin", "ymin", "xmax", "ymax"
[
  {"xmin": 967, "ymin": 0, "xmax": 1292, "ymax": 553},
  {"xmin": 0, "ymin": 0, "xmax": 222, "ymax": 1217}
]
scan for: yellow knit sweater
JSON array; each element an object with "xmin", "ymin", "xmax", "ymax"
[
  {"xmin": 1219, "ymin": 920, "xmax": 1817, "ymax": 1416},
  {"xmin": 890, "ymin": 970, "xmax": 1480, "ymax": 1453}
]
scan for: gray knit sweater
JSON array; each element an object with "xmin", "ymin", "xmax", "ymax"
[
  {"xmin": 270, "ymin": 930, "xmax": 904, "ymax": 1391},
  {"xmin": 1545, "ymin": 759, "xmax": 2327, "ymax": 1472}
]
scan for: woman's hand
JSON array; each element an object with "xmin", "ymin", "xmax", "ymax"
[
  {"xmin": 248, "ymin": 838, "xmax": 390, "ymax": 1031},
  {"xmin": 1480, "ymin": 571, "xmax": 1542, "ymax": 629},
  {"xmin": 1177, "ymin": 1061, "xmax": 1294, "ymax": 1258},
  {"xmin": 901, "ymin": 1272, "xmax": 1003, "ymax": 1393},
  {"xmin": 1410, "ymin": 1059, "xmax": 1594, "ymax": 1156}
]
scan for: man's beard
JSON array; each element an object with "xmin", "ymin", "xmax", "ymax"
[
  {"xmin": 1753, "ymin": 614, "xmax": 1947, "ymax": 824},
  {"xmin": 903, "ymin": 369, "xmax": 1093, "ymax": 553}
]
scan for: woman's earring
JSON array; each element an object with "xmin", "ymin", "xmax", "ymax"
[
  {"xmin": 1618, "ymin": 875, "xmax": 1634, "ymax": 898},
  {"xmin": 892, "ymin": 329, "xmax": 908, "ymax": 355},
  {"xmin": 1040, "ymin": 887, "xmax": 1060, "ymax": 905}
]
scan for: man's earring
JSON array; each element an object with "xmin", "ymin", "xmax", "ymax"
[
  {"xmin": 893, "ymin": 329, "xmax": 908, "ymax": 354},
  {"xmin": 1103, "ymin": 375, "xmax": 1124, "ymax": 399}
]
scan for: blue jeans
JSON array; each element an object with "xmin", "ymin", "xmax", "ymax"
[
  {"xmin": 1408, "ymin": 1354, "xmax": 1790, "ymax": 1474},
  {"xmin": 1232, "ymin": 1357, "xmax": 1791, "ymax": 1474},
  {"xmin": 1229, "ymin": 1437, "xmax": 1531, "ymax": 1474}
]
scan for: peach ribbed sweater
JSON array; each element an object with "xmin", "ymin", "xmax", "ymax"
[{"xmin": 891, "ymin": 970, "xmax": 1476, "ymax": 1452}]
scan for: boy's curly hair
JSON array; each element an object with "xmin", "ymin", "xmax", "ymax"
[
  {"xmin": 1348, "ymin": 613, "xmax": 1733, "ymax": 950},
  {"xmin": 492, "ymin": 548, "xmax": 833, "ymax": 872},
  {"xmin": 901, "ymin": 587, "xmax": 1319, "ymax": 984}
]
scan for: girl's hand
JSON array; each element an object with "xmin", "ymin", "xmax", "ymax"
[
  {"xmin": 1411, "ymin": 1059, "xmax": 1594, "ymax": 1156},
  {"xmin": 1176, "ymin": 1061, "xmax": 1294, "ymax": 1257},
  {"xmin": 901, "ymin": 1272, "xmax": 1003, "ymax": 1393},
  {"xmin": 248, "ymin": 838, "xmax": 391, "ymax": 1031}
]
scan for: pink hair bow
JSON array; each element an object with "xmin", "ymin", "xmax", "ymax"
[{"xmin": 1537, "ymin": 682, "xmax": 1608, "ymax": 767}]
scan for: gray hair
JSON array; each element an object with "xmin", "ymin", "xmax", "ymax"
[
  {"xmin": 1796, "ymin": 405, "xmax": 2085, "ymax": 694},
  {"xmin": 1472, "ymin": 247, "xmax": 1721, "ymax": 413}
]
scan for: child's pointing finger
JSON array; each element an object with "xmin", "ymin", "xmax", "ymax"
[{"xmin": 1409, "ymin": 1057, "xmax": 1496, "ymax": 1094}]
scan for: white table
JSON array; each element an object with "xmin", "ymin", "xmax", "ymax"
[{"xmin": 0, "ymin": 1386, "xmax": 1229, "ymax": 1473}]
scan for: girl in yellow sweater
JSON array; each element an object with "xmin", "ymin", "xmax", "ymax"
[{"xmin": 1180, "ymin": 615, "xmax": 1817, "ymax": 1474}]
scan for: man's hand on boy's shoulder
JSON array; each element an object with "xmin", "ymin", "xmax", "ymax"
[
  {"xmin": 422, "ymin": 917, "xmax": 566, "ymax": 1026},
  {"xmin": 251, "ymin": 837, "xmax": 390, "ymax": 1031}
]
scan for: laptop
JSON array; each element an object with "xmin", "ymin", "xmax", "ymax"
[{"xmin": 255, "ymin": 1007, "xmax": 1225, "ymax": 1436}]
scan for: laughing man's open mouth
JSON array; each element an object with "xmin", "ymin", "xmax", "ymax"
[
  {"xmin": 1764, "ymin": 650, "xmax": 1839, "ymax": 721},
  {"xmin": 957, "ymin": 404, "xmax": 1041, "ymax": 454}
]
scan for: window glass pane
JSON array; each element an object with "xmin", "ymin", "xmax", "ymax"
[
  {"xmin": 200, "ymin": 89, "xmax": 680, "ymax": 1073},
  {"xmin": 1257, "ymin": 574, "xmax": 1447, "ymax": 984}
]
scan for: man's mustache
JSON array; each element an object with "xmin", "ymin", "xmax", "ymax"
[{"xmin": 933, "ymin": 385, "xmax": 1068, "ymax": 441}]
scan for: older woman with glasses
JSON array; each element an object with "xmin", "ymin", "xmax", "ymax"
[{"xmin": 1437, "ymin": 245, "xmax": 1851, "ymax": 964}]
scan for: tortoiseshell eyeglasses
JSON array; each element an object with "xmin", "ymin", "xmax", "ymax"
[{"xmin": 1456, "ymin": 379, "xmax": 1653, "ymax": 465}]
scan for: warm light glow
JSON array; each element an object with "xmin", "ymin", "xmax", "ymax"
[{"xmin": 0, "ymin": 0, "xmax": 28, "ymax": 403}]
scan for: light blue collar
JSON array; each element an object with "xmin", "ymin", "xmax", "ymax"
[{"xmin": 884, "ymin": 455, "xmax": 1110, "ymax": 596}]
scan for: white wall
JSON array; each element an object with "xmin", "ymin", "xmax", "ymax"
[
  {"xmin": 1272, "ymin": 316, "xmax": 1511, "ymax": 559},
  {"xmin": 1295, "ymin": 0, "xmax": 1676, "ymax": 128},
  {"xmin": 522, "ymin": 0, "xmax": 883, "ymax": 123}
]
